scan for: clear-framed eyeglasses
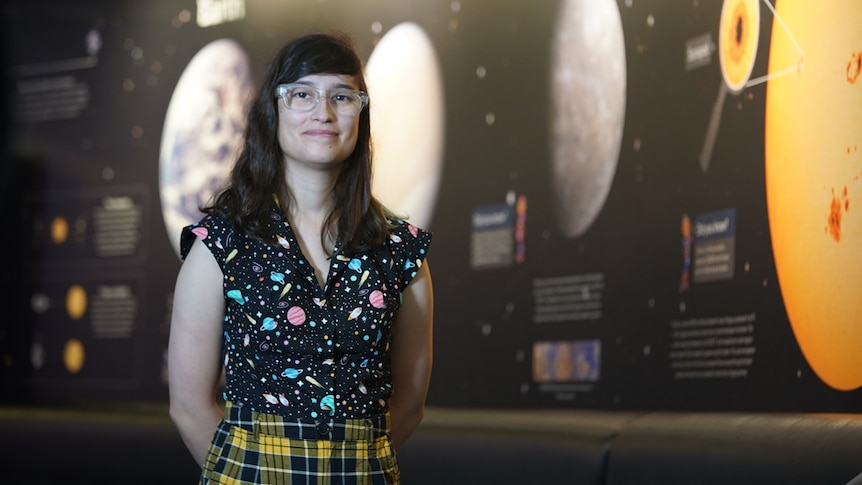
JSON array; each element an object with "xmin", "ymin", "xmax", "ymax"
[{"xmin": 275, "ymin": 83, "xmax": 369, "ymax": 117}]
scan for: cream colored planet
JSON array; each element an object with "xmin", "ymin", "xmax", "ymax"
[
  {"xmin": 549, "ymin": 0, "xmax": 627, "ymax": 239},
  {"xmin": 159, "ymin": 39, "xmax": 254, "ymax": 256},
  {"xmin": 365, "ymin": 23, "xmax": 445, "ymax": 229}
]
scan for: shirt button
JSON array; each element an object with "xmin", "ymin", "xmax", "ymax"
[{"xmin": 316, "ymin": 422, "xmax": 330, "ymax": 436}]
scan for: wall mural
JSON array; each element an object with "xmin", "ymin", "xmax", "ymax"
[{"xmin": 3, "ymin": 0, "xmax": 860, "ymax": 412}]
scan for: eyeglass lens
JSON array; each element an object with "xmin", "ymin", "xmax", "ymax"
[{"xmin": 280, "ymin": 85, "xmax": 365, "ymax": 116}]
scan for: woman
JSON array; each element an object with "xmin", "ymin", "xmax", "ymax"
[{"xmin": 168, "ymin": 31, "xmax": 433, "ymax": 484}]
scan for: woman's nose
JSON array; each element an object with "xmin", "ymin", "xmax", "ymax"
[{"xmin": 312, "ymin": 96, "xmax": 336, "ymax": 120}]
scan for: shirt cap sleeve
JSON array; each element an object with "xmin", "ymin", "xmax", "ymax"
[
  {"xmin": 180, "ymin": 214, "xmax": 236, "ymax": 269},
  {"xmin": 386, "ymin": 220, "xmax": 432, "ymax": 289}
]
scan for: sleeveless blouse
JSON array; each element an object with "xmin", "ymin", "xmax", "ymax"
[{"xmin": 180, "ymin": 206, "xmax": 431, "ymax": 420}]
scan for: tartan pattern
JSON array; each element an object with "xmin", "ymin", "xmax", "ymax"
[{"xmin": 200, "ymin": 402, "xmax": 399, "ymax": 484}]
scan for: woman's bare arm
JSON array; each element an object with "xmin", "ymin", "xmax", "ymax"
[
  {"xmin": 168, "ymin": 238, "xmax": 226, "ymax": 467},
  {"xmin": 388, "ymin": 262, "xmax": 434, "ymax": 450}
]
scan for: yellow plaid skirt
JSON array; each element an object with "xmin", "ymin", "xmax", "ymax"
[{"xmin": 200, "ymin": 401, "xmax": 400, "ymax": 485}]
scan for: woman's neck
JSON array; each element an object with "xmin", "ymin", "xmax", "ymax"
[
  {"xmin": 285, "ymin": 164, "xmax": 338, "ymax": 219},
  {"xmin": 284, "ymin": 168, "xmax": 339, "ymax": 283}
]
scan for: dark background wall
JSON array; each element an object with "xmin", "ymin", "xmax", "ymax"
[{"xmin": 1, "ymin": 0, "xmax": 860, "ymax": 413}]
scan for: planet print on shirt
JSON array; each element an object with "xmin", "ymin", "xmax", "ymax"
[
  {"xmin": 287, "ymin": 306, "xmax": 306, "ymax": 326},
  {"xmin": 182, "ymin": 210, "xmax": 431, "ymax": 419}
]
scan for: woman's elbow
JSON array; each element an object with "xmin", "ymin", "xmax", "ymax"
[
  {"xmin": 393, "ymin": 393, "xmax": 426, "ymax": 424},
  {"xmin": 405, "ymin": 401, "xmax": 426, "ymax": 425},
  {"xmin": 168, "ymin": 396, "xmax": 192, "ymax": 428},
  {"xmin": 169, "ymin": 389, "xmax": 210, "ymax": 427}
]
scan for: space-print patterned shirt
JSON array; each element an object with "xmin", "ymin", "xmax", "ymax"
[{"xmin": 180, "ymin": 206, "xmax": 431, "ymax": 420}]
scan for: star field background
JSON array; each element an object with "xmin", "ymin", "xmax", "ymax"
[{"xmin": 2, "ymin": 0, "xmax": 860, "ymax": 412}]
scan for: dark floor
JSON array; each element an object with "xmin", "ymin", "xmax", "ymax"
[{"xmin": 0, "ymin": 404, "xmax": 200, "ymax": 484}]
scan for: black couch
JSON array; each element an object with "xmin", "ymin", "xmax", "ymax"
[
  {"xmin": 2, "ymin": 405, "xmax": 861, "ymax": 484},
  {"xmin": 399, "ymin": 408, "xmax": 862, "ymax": 485}
]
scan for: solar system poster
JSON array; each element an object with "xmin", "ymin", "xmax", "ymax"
[{"xmin": 2, "ymin": 0, "xmax": 860, "ymax": 412}]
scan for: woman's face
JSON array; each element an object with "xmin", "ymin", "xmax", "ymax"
[{"xmin": 276, "ymin": 73, "xmax": 363, "ymax": 171}]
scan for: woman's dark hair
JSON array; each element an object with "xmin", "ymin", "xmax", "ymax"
[{"xmin": 204, "ymin": 31, "xmax": 393, "ymax": 254}]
